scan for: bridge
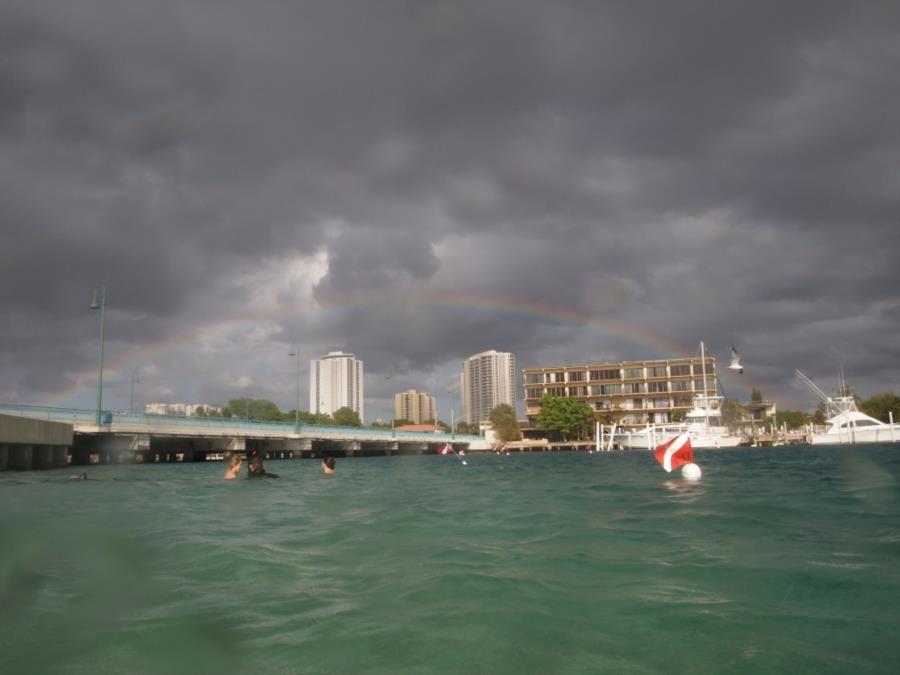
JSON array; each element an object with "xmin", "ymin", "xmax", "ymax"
[{"xmin": 0, "ymin": 403, "xmax": 489, "ymax": 468}]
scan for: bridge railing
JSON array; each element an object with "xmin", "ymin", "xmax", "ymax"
[{"xmin": 0, "ymin": 403, "xmax": 481, "ymax": 443}]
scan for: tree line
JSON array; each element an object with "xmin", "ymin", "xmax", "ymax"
[
  {"xmin": 196, "ymin": 397, "xmax": 481, "ymax": 433},
  {"xmin": 180, "ymin": 389, "xmax": 900, "ymax": 437}
]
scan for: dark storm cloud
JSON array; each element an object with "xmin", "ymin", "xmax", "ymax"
[{"xmin": 2, "ymin": 0, "xmax": 899, "ymax": 416}]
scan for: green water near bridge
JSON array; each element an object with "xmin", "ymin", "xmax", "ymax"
[{"xmin": 2, "ymin": 447, "xmax": 899, "ymax": 674}]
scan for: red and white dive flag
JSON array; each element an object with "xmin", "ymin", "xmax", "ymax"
[
  {"xmin": 438, "ymin": 444, "xmax": 454, "ymax": 455},
  {"xmin": 653, "ymin": 433, "xmax": 693, "ymax": 472}
]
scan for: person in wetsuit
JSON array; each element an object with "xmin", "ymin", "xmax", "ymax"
[{"xmin": 246, "ymin": 448, "xmax": 278, "ymax": 478}]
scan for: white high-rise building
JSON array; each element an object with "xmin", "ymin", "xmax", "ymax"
[
  {"xmin": 461, "ymin": 350, "xmax": 517, "ymax": 424},
  {"xmin": 309, "ymin": 351, "xmax": 364, "ymax": 421}
]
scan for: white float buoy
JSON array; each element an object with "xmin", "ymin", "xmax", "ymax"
[{"xmin": 681, "ymin": 463, "xmax": 702, "ymax": 481}]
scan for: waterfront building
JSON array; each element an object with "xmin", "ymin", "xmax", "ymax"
[
  {"xmin": 394, "ymin": 389, "xmax": 436, "ymax": 424},
  {"xmin": 309, "ymin": 351, "xmax": 364, "ymax": 421},
  {"xmin": 461, "ymin": 350, "xmax": 517, "ymax": 424},
  {"xmin": 523, "ymin": 355, "xmax": 719, "ymax": 428},
  {"xmin": 744, "ymin": 399, "xmax": 778, "ymax": 428}
]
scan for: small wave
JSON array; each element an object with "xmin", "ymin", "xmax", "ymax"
[{"xmin": 807, "ymin": 559, "xmax": 874, "ymax": 571}]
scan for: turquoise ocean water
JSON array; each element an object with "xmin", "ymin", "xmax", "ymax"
[{"xmin": 2, "ymin": 446, "xmax": 899, "ymax": 674}]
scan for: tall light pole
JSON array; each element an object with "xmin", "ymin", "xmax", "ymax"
[
  {"xmin": 130, "ymin": 369, "xmax": 140, "ymax": 414},
  {"xmin": 89, "ymin": 285, "xmax": 106, "ymax": 427},
  {"xmin": 288, "ymin": 342, "xmax": 301, "ymax": 432},
  {"xmin": 386, "ymin": 374, "xmax": 395, "ymax": 437},
  {"xmin": 446, "ymin": 383, "xmax": 459, "ymax": 439}
]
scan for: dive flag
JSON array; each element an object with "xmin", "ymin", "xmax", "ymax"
[
  {"xmin": 653, "ymin": 433, "xmax": 693, "ymax": 472},
  {"xmin": 438, "ymin": 444, "xmax": 453, "ymax": 455}
]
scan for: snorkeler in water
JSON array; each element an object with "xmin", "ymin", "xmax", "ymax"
[
  {"xmin": 246, "ymin": 448, "xmax": 278, "ymax": 479},
  {"xmin": 223, "ymin": 453, "xmax": 243, "ymax": 480},
  {"xmin": 321, "ymin": 455, "xmax": 335, "ymax": 475}
]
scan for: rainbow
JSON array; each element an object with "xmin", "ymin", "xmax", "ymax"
[{"xmin": 43, "ymin": 288, "xmax": 752, "ymax": 406}]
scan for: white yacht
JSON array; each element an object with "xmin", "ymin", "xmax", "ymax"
[
  {"xmin": 617, "ymin": 341, "xmax": 744, "ymax": 450},
  {"xmin": 796, "ymin": 370, "xmax": 900, "ymax": 445},
  {"xmin": 616, "ymin": 392, "xmax": 744, "ymax": 450}
]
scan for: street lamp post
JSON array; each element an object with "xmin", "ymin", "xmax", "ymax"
[
  {"xmin": 446, "ymin": 385, "xmax": 459, "ymax": 439},
  {"xmin": 129, "ymin": 369, "xmax": 140, "ymax": 414},
  {"xmin": 288, "ymin": 342, "xmax": 301, "ymax": 432},
  {"xmin": 89, "ymin": 285, "xmax": 106, "ymax": 427}
]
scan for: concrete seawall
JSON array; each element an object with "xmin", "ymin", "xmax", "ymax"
[{"xmin": 0, "ymin": 414, "xmax": 73, "ymax": 470}]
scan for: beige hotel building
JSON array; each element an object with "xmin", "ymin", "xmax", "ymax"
[
  {"xmin": 394, "ymin": 389, "xmax": 437, "ymax": 424},
  {"xmin": 524, "ymin": 356, "xmax": 719, "ymax": 428}
]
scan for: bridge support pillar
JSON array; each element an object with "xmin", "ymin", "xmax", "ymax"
[
  {"xmin": 53, "ymin": 446, "xmax": 69, "ymax": 468},
  {"xmin": 0, "ymin": 443, "xmax": 7, "ymax": 470},
  {"xmin": 32, "ymin": 444, "xmax": 55, "ymax": 469},
  {"xmin": 397, "ymin": 442, "xmax": 429, "ymax": 455},
  {"xmin": 8, "ymin": 444, "xmax": 33, "ymax": 470}
]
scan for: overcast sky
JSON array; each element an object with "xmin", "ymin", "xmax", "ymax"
[{"xmin": 2, "ymin": 0, "xmax": 899, "ymax": 421}]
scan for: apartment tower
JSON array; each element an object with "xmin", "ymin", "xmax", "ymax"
[
  {"xmin": 461, "ymin": 350, "xmax": 517, "ymax": 424},
  {"xmin": 394, "ymin": 389, "xmax": 437, "ymax": 424},
  {"xmin": 309, "ymin": 351, "xmax": 364, "ymax": 421}
]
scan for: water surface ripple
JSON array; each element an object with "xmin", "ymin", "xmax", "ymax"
[{"xmin": 2, "ymin": 446, "xmax": 899, "ymax": 673}]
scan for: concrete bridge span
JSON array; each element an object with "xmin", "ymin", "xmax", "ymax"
[
  {"xmin": 0, "ymin": 413, "xmax": 73, "ymax": 470},
  {"xmin": 0, "ymin": 404, "xmax": 487, "ymax": 468}
]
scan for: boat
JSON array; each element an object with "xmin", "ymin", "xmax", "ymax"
[
  {"xmin": 796, "ymin": 370, "xmax": 900, "ymax": 445},
  {"xmin": 616, "ymin": 392, "xmax": 744, "ymax": 449},
  {"xmin": 616, "ymin": 341, "xmax": 744, "ymax": 450}
]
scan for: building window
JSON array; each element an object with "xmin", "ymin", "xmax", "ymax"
[
  {"xmin": 623, "ymin": 367, "xmax": 644, "ymax": 379},
  {"xmin": 623, "ymin": 382, "xmax": 646, "ymax": 394},
  {"xmin": 525, "ymin": 373, "xmax": 542, "ymax": 384},
  {"xmin": 693, "ymin": 362, "xmax": 713, "ymax": 376},
  {"xmin": 526, "ymin": 388, "xmax": 543, "ymax": 400},
  {"xmin": 600, "ymin": 384, "xmax": 622, "ymax": 395},
  {"xmin": 671, "ymin": 380, "xmax": 692, "ymax": 391},
  {"xmin": 670, "ymin": 364, "xmax": 690, "ymax": 376},
  {"xmin": 568, "ymin": 371, "xmax": 585, "ymax": 382},
  {"xmin": 647, "ymin": 366, "xmax": 667, "ymax": 377},
  {"xmin": 648, "ymin": 381, "xmax": 668, "ymax": 393}
]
